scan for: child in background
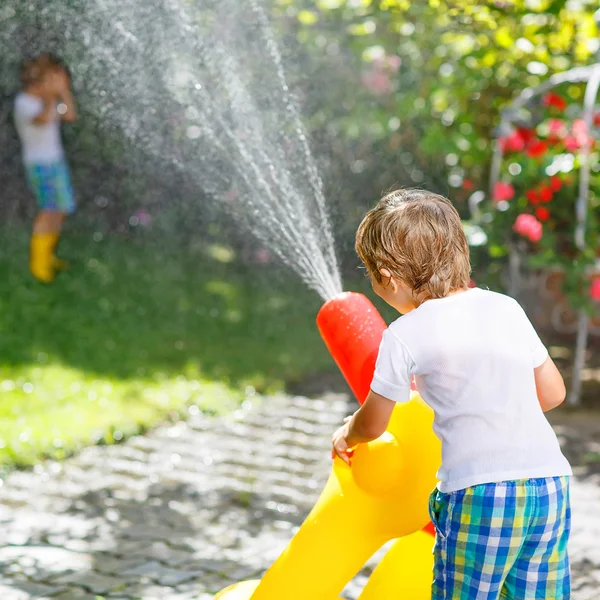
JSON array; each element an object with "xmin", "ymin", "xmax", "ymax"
[
  {"xmin": 14, "ymin": 54, "xmax": 77, "ymax": 283},
  {"xmin": 332, "ymin": 188, "xmax": 572, "ymax": 599}
]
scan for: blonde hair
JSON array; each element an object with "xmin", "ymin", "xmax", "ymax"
[
  {"xmin": 355, "ymin": 188, "xmax": 471, "ymax": 305},
  {"xmin": 20, "ymin": 54, "xmax": 62, "ymax": 88}
]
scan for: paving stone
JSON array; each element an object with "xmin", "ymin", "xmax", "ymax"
[
  {"xmin": 0, "ymin": 580, "xmax": 68, "ymax": 598},
  {"xmin": 51, "ymin": 588, "xmax": 98, "ymax": 600},
  {"xmin": 54, "ymin": 571, "xmax": 131, "ymax": 595},
  {"xmin": 93, "ymin": 554, "xmax": 146, "ymax": 575},
  {"xmin": 0, "ymin": 392, "xmax": 597, "ymax": 598},
  {"xmin": 114, "ymin": 584, "xmax": 199, "ymax": 599}
]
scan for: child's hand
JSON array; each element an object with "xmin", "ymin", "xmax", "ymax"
[
  {"xmin": 54, "ymin": 70, "xmax": 70, "ymax": 95},
  {"xmin": 331, "ymin": 416, "xmax": 354, "ymax": 465},
  {"xmin": 40, "ymin": 71, "xmax": 62, "ymax": 98}
]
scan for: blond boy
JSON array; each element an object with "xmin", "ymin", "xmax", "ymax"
[
  {"xmin": 332, "ymin": 189, "xmax": 571, "ymax": 599},
  {"xmin": 14, "ymin": 54, "xmax": 77, "ymax": 283}
]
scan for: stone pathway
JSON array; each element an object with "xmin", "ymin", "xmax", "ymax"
[{"xmin": 0, "ymin": 392, "xmax": 599, "ymax": 599}]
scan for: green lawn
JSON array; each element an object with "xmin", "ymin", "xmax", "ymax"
[{"xmin": 0, "ymin": 228, "xmax": 335, "ymax": 468}]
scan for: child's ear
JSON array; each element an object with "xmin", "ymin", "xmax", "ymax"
[{"xmin": 379, "ymin": 268, "xmax": 399, "ymax": 292}]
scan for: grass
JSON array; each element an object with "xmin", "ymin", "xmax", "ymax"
[{"xmin": 0, "ymin": 228, "xmax": 335, "ymax": 468}]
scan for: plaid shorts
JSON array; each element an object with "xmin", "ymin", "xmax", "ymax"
[
  {"xmin": 26, "ymin": 159, "xmax": 76, "ymax": 214},
  {"xmin": 429, "ymin": 477, "xmax": 571, "ymax": 599}
]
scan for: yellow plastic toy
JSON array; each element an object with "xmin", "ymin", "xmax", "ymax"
[
  {"xmin": 215, "ymin": 293, "xmax": 441, "ymax": 599},
  {"xmin": 215, "ymin": 394, "xmax": 440, "ymax": 600}
]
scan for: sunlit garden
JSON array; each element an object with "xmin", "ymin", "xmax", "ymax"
[{"xmin": 1, "ymin": 1, "xmax": 600, "ymax": 599}]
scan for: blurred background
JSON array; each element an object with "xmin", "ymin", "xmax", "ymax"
[
  {"xmin": 0, "ymin": 0, "xmax": 599, "ymax": 471},
  {"xmin": 2, "ymin": 3, "xmax": 600, "ymax": 599}
]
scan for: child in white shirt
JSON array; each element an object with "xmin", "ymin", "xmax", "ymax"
[
  {"xmin": 332, "ymin": 188, "xmax": 571, "ymax": 599},
  {"xmin": 14, "ymin": 54, "xmax": 77, "ymax": 283}
]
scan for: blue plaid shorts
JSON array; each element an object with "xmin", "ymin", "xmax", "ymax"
[
  {"xmin": 26, "ymin": 159, "xmax": 76, "ymax": 214},
  {"xmin": 429, "ymin": 477, "xmax": 571, "ymax": 599}
]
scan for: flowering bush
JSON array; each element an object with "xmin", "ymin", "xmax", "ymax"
[{"xmin": 483, "ymin": 91, "xmax": 600, "ymax": 310}]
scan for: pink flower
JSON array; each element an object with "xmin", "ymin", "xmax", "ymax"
[
  {"xmin": 224, "ymin": 188, "xmax": 239, "ymax": 203},
  {"xmin": 386, "ymin": 55, "xmax": 402, "ymax": 72},
  {"xmin": 564, "ymin": 136, "xmax": 580, "ymax": 152},
  {"xmin": 254, "ymin": 249, "xmax": 272, "ymax": 264},
  {"xmin": 134, "ymin": 209, "xmax": 152, "ymax": 227},
  {"xmin": 513, "ymin": 213, "xmax": 543, "ymax": 243},
  {"xmin": 591, "ymin": 277, "xmax": 600, "ymax": 301},
  {"xmin": 493, "ymin": 181, "xmax": 515, "ymax": 202},
  {"xmin": 572, "ymin": 119, "xmax": 588, "ymax": 135},
  {"xmin": 548, "ymin": 118, "xmax": 566, "ymax": 136},
  {"xmin": 361, "ymin": 71, "xmax": 392, "ymax": 95},
  {"xmin": 570, "ymin": 119, "xmax": 592, "ymax": 150}
]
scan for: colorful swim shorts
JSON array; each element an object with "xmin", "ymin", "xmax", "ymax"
[
  {"xmin": 26, "ymin": 159, "xmax": 76, "ymax": 214},
  {"xmin": 429, "ymin": 476, "xmax": 571, "ymax": 599}
]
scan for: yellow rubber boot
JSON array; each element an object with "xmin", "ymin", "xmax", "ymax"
[
  {"xmin": 30, "ymin": 233, "xmax": 56, "ymax": 283},
  {"xmin": 48, "ymin": 233, "xmax": 69, "ymax": 271}
]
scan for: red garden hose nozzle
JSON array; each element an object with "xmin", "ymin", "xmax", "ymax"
[{"xmin": 316, "ymin": 292, "xmax": 388, "ymax": 405}]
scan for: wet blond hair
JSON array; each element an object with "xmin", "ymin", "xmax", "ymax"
[{"xmin": 355, "ymin": 188, "xmax": 471, "ymax": 305}]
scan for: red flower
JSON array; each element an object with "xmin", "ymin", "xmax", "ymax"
[
  {"xmin": 543, "ymin": 92, "xmax": 567, "ymax": 112},
  {"xmin": 539, "ymin": 186, "xmax": 553, "ymax": 203},
  {"xmin": 493, "ymin": 181, "xmax": 515, "ymax": 202},
  {"xmin": 462, "ymin": 178, "xmax": 474, "ymax": 191},
  {"xmin": 550, "ymin": 176, "xmax": 562, "ymax": 192},
  {"xmin": 526, "ymin": 140, "xmax": 548, "ymax": 159},
  {"xmin": 535, "ymin": 207, "xmax": 550, "ymax": 222},
  {"xmin": 591, "ymin": 277, "xmax": 600, "ymax": 301},
  {"xmin": 517, "ymin": 127, "xmax": 535, "ymax": 144},
  {"xmin": 594, "ymin": 113, "xmax": 600, "ymax": 128},
  {"xmin": 513, "ymin": 213, "xmax": 543, "ymax": 242},
  {"xmin": 499, "ymin": 131, "xmax": 526, "ymax": 153},
  {"xmin": 526, "ymin": 189, "xmax": 540, "ymax": 205}
]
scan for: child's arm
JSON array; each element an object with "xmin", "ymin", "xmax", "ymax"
[
  {"xmin": 346, "ymin": 391, "xmax": 396, "ymax": 445},
  {"xmin": 332, "ymin": 328, "xmax": 412, "ymax": 464},
  {"xmin": 31, "ymin": 97, "xmax": 58, "ymax": 126},
  {"xmin": 331, "ymin": 391, "xmax": 395, "ymax": 464},
  {"xmin": 56, "ymin": 71, "xmax": 77, "ymax": 122},
  {"xmin": 534, "ymin": 355, "xmax": 566, "ymax": 412}
]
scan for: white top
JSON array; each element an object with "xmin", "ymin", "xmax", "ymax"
[
  {"xmin": 371, "ymin": 287, "xmax": 572, "ymax": 493},
  {"xmin": 14, "ymin": 92, "xmax": 64, "ymax": 165}
]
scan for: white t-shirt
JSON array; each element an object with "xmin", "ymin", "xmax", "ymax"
[
  {"xmin": 14, "ymin": 92, "xmax": 64, "ymax": 165},
  {"xmin": 371, "ymin": 287, "xmax": 572, "ymax": 493}
]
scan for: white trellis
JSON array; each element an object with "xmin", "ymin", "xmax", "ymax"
[{"xmin": 480, "ymin": 63, "xmax": 600, "ymax": 406}]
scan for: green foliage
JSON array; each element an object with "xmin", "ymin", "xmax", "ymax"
[
  {"xmin": 280, "ymin": 0, "xmax": 599, "ymax": 293},
  {"xmin": 280, "ymin": 0, "xmax": 598, "ymax": 186}
]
